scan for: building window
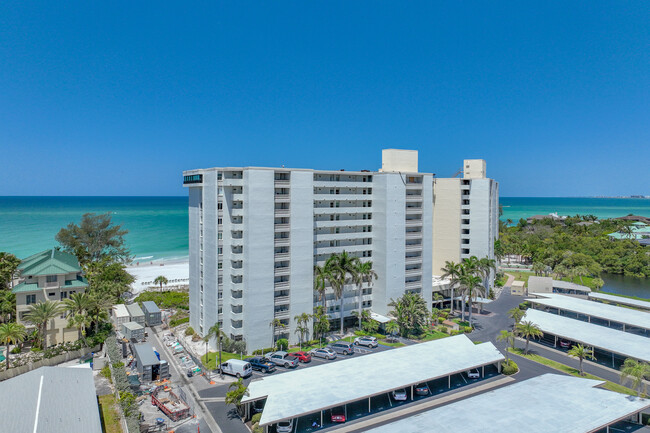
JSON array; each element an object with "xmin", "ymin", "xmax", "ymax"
[
  {"xmin": 46, "ymin": 275, "xmax": 57, "ymax": 283},
  {"xmin": 218, "ymin": 203, "xmax": 223, "ymax": 210},
  {"xmin": 26, "ymin": 294, "xmax": 36, "ymax": 305},
  {"xmin": 218, "ymin": 262, "xmax": 223, "ymax": 270},
  {"xmin": 48, "ymin": 292, "xmax": 55, "ymax": 297},
  {"xmin": 60, "ymin": 291, "xmax": 68, "ymax": 300}
]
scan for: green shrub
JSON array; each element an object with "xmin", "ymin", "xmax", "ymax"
[
  {"xmin": 100, "ymin": 365, "xmax": 112, "ymax": 382},
  {"xmin": 185, "ymin": 326, "xmax": 195, "ymax": 336},
  {"xmin": 276, "ymin": 338, "xmax": 288, "ymax": 351},
  {"xmin": 439, "ymin": 311, "xmax": 449, "ymax": 319},
  {"xmin": 169, "ymin": 316, "xmax": 189, "ymax": 327},
  {"xmin": 462, "ymin": 326, "xmax": 473, "ymax": 333},
  {"xmin": 134, "ymin": 290, "xmax": 189, "ymax": 310},
  {"xmin": 11, "ymin": 346, "xmax": 21, "ymax": 354},
  {"xmin": 251, "ymin": 413, "xmax": 262, "ymax": 424},
  {"xmin": 502, "ymin": 359, "xmax": 518, "ymax": 375},
  {"xmin": 253, "ymin": 425, "xmax": 263, "ymax": 433},
  {"xmin": 252, "ymin": 347, "xmax": 276, "ymax": 355}
]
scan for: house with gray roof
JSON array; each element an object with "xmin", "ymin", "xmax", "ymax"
[{"xmin": 0, "ymin": 365, "xmax": 102, "ymax": 433}]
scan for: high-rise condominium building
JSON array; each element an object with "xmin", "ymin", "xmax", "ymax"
[
  {"xmin": 432, "ymin": 159, "xmax": 499, "ymax": 291},
  {"xmin": 183, "ymin": 150, "xmax": 433, "ymax": 352}
]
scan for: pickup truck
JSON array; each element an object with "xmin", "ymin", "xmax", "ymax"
[
  {"xmin": 265, "ymin": 351, "xmax": 299, "ymax": 368},
  {"xmin": 244, "ymin": 356, "xmax": 276, "ymax": 373}
]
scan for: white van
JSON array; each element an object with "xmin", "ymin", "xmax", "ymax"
[{"xmin": 218, "ymin": 359, "xmax": 252, "ymax": 378}]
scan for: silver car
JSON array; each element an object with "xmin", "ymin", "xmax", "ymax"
[
  {"xmin": 354, "ymin": 336, "xmax": 378, "ymax": 348},
  {"xmin": 310, "ymin": 347, "xmax": 337, "ymax": 360}
]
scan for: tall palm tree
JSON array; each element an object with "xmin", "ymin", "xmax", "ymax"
[
  {"xmin": 620, "ymin": 358, "xmax": 650, "ymax": 397},
  {"xmin": 516, "ymin": 320, "xmax": 542, "ymax": 354},
  {"xmin": 312, "ymin": 306, "xmax": 330, "ymax": 345},
  {"xmin": 24, "ymin": 301, "xmax": 62, "ymax": 349},
  {"xmin": 153, "ymin": 275, "xmax": 168, "ymax": 291},
  {"xmin": 294, "ymin": 313, "xmax": 311, "ymax": 349},
  {"xmin": 225, "ymin": 377, "xmax": 250, "ymax": 416},
  {"xmin": 567, "ymin": 344, "xmax": 595, "ymax": 376},
  {"xmin": 63, "ymin": 292, "xmax": 92, "ymax": 341},
  {"xmin": 497, "ymin": 330, "xmax": 515, "ymax": 361},
  {"xmin": 0, "ymin": 322, "xmax": 26, "ymax": 369},
  {"xmin": 205, "ymin": 322, "xmax": 225, "ymax": 379},
  {"xmin": 354, "ymin": 261, "xmax": 377, "ymax": 330},
  {"xmin": 385, "ymin": 321, "xmax": 399, "ymax": 342},
  {"xmin": 478, "ymin": 256, "xmax": 496, "ymax": 294},
  {"xmin": 460, "ymin": 274, "xmax": 485, "ymax": 325},
  {"xmin": 0, "ymin": 292, "xmax": 16, "ymax": 323},
  {"xmin": 388, "ymin": 293, "xmax": 428, "ymax": 337},
  {"xmin": 86, "ymin": 291, "xmax": 112, "ymax": 333},
  {"xmin": 269, "ymin": 318, "xmax": 285, "ymax": 349},
  {"xmin": 441, "ymin": 261, "xmax": 462, "ymax": 316},
  {"xmin": 313, "ymin": 265, "xmax": 328, "ymax": 308},
  {"xmin": 507, "ymin": 307, "xmax": 525, "ymax": 328},
  {"xmin": 432, "ymin": 293, "xmax": 444, "ymax": 309},
  {"xmin": 573, "ymin": 266, "xmax": 590, "ymax": 285},
  {"xmin": 430, "ymin": 307, "xmax": 441, "ymax": 326},
  {"xmin": 325, "ymin": 251, "xmax": 360, "ymax": 334},
  {"xmin": 531, "ymin": 262, "xmax": 545, "ymax": 276}
]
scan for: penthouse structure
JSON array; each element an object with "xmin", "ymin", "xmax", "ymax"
[
  {"xmin": 432, "ymin": 159, "xmax": 499, "ymax": 292},
  {"xmin": 183, "ymin": 149, "xmax": 433, "ymax": 352}
]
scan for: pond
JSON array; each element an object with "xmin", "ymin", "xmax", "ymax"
[{"xmin": 601, "ymin": 273, "xmax": 650, "ymax": 300}]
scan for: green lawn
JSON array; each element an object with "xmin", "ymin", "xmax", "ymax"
[
  {"xmin": 378, "ymin": 339, "xmax": 406, "ymax": 347},
  {"xmin": 507, "ymin": 348, "xmax": 642, "ymax": 397},
  {"xmin": 98, "ymin": 394, "xmax": 122, "ymax": 433},
  {"xmin": 418, "ymin": 331, "xmax": 449, "ymax": 342},
  {"xmin": 503, "ymin": 270, "xmax": 536, "ymax": 284},
  {"xmin": 202, "ymin": 351, "xmax": 248, "ymax": 369}
]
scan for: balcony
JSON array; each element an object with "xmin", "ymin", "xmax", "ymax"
[
  {"xmin": 222, "ymin": 178, "xmax": 243, "ymax": 187},
  {"xmin": 405, "ymin": 231, "xmax": 421, "ymax": 239},
  {"xmin": 405, "ymin": 208, "xmax": 423, "ymax": 215},
  {"xmin": 274, "ymin": 266, "xmax": 291, "ymax": 276},
  {"xmin": 405, "ymin": 219, "xmax": 422, "ymax": 227},
  {"xmin": 274, "ymin": 209, "xmax": 291, "ymax": 217},
  {"xmin": 314, "ymin": 194, "xmax": 371, "ymax": 202},
  {"xmin": 314, "ymin": 219, "xmax": 371, "ymax": 228},
  {"xmin": 405, "ymin": 281, "xmax": 422, "ymax": 289},
  {"xmin": 274, "ymin": 237, "xmax": 290, "ymax": 246},
  {"xmin": 314, "ymin": 232, "xmax": 370, "ymax": 241},
  {"xmin": 274, "ymin": 309, "xmax": 290, "ymax": 319},
  {"xmin": 405, "ymin": 256, "xmax": 422, "ymax": 264},
  {"xmin": 274, "ymin": 179, "xmax": 290, "ymax": 187},
  {"xmin": 313, "ymin": 207, "xmax": 371, "ymax": 215},
  {"xmin": 274, "ymin": 252, "xmax": 290, "ymax": 260},
  {"xmin": 274, "ymin": 281, "xmax": 290, "ymax": 289},
  {"xmin": 405, "ymin": 268, "xmax": 422, "ymax": 276},
  {"xmin": 183, "ymin": 174, "xmax": 203, "ymax": 185},
  {"xmin": 274, "ymin": 195, "xmax": 290, "ymax": 203},
  {"xmin": 274, "ymin": 295, "xmax": 290, "ymax": 305},
  {"xmin": 405, "ymin": 243, "xmax": 423, "ymax": 252},
  {"xmin": 274, "ymin": 224, "xmax": 290, "ymax": 232},
  {"xmin": 44, "ymin": 281, "xmax": 59, "ymax": 288},
  {"xmin": 315, "ymin": 244, "xmax": 370, "ymax": 255}
]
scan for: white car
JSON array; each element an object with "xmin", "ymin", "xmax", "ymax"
[
  {"xmin": 277, "ymin": 419, "xmax": 293, "ymax": 433},
  {"xmin": 310, "ymin": 347, "xmax": 337, "ymax": 360},
  {"xmin": 354, "ymin": 336, "xmax": 378, "ymax": 348},
  {"xmin": 466, "ymin": 369, "xmax": 480, "ymax": 379},
  {"xmin": 391, "ymin": 388, "xmax": 407, "ymax": 401}
]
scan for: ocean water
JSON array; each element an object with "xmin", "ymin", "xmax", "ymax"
[
  {"xmin": 500, "ymin": 197, "xmax": 650, "ymax": 223},
  {"xmin": 1, "ymin": 196, "xmax": 650, "ymax": 262},
  {"xmin": 0, "ymin": 197, "xmax": 188, "ymax": 261}
]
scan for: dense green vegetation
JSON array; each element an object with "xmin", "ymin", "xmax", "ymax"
[
  {"xmin": 134, "ymin": 290, "xmax": 189, "ymax": 310},
  {"xmin": 497, "ymin": 215, "xmax": 650, "ymax": 278}
]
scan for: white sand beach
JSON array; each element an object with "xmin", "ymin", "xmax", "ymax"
[{"xmin": 126, "ymin": 257, "xmax": 189, "ymax": 294}]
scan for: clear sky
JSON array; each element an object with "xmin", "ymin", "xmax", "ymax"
[{"xmin": 1, "ymin": 2, "xmax": 648, "ymax": 197}]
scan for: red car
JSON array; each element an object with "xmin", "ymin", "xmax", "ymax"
[
  {"xmin": 331, "ymin": 407, "xmax": 346, "ymax": 423},
  {"xmin": 291, "ymin": 351, "xmax": 311, "ymax": 363}
]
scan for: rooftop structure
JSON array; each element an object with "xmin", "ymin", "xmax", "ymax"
[
  {"xmin": 242, "ymin": 335, "xmax": 504, "ymax": 427},
  {"xmin": 0, "ymin": 366, "xmax": 102, "ymax": 433},
  {"xmin": 527, "ymin": 293, "xmax": 650, "ymax": 335},
  {"xmin": 112, "ymin": 304, "xmax": 130, "ymax": 326},
  {"xmin": 17, "ymin": 248, "xmax": 82, "ymax": 276},
  {"xmin": 524, "ymin": 309, "xmax": 650, "ymax": 364},
  {"xmin": 126, "ymin": 303, "xmax": 145, "ymax": 326},
  {"xmin": 589, "ymin": 292, "xmax": 650, "ymax": 311},
  {"xmin": 142, "ymin": 300, "xmax": 162, "ymax": 326},
  {"xmin": 527, "ymin": 276, "xmax": 590, "ymax": 295},
  {"xmin": 364, "ymin": 374, "xmax": 650, "ymax": 433}
]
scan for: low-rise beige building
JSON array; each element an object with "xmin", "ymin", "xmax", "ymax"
[{"xmin": 12, "ymin": 249, "xmax": 88, "ymax": 346}]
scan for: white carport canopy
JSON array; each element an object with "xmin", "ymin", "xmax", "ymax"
[
  {"xmin": 453, "ymin": 296, "xmax": 493, "ymax": 304},
  {"xmin": 365, "ymin": 374, "xmax": 650, "ymax": 433},
  {"xmin": 243, "ymin": 334, "xmax": 504, "ymax": 427},
  {"xmin": 527, "ymin": 293, "xmax": 650, "ymax": 331},
  {"xmin": 589, "ymin": 292, "xmax": 650, "ymax": 311},
  {"xmin": 524, "ymin": 309, "xmax": 650, "ymax": 363},
  {"xmin": 369, "ymin": 311, "xmax": 393, "ymax": 323}
]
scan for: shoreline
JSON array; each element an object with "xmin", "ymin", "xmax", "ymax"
[{"xmin": 126, "ymin": 256, "xmax": 189, "ymax": 294}]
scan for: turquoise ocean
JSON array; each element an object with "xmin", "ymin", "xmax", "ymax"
[
  {"xmin": 1, "ymin": 196, "xmax": 649, "ymax": 297},
  {"xmin": 2, "ymin": 196, "xmax": 650, "ymax": 260}
]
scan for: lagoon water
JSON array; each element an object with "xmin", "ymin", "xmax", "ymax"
[{"xmin": 0, "ymin": 196, "xmax": 649, "ymax": 299}]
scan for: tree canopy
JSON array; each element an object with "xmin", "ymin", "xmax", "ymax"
[{"xmin": 56, "ymin": 212, "xmax": 130, "ymax": 265}]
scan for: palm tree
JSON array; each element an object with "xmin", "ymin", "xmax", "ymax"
[
  {"xmin": 516, "ymin": 320, "xmax": 542, "ymax": 354},
  {"xmin": 354, "ymin": 261, "xmax": 377, "ymax": 330},
  {"xmin": 385, "ymin": 321, "xmax": 399, "ymax": 342},
  {"xmin": 573, "ymin": 266, "xmax": 590, "ymax": 285},
  {"xmin": 294, "ymin": 313, "xmax": 311, "ymax": 350},
  {"xmin": 478, "ymin": 256, "xmax": 496, "ymax": 293},
  {"xmin": 153, "ymin": 275, "xmax": 168, "ymax": 292},
  {"xmin": 0, "ymin": 291, "xmax": 16, "ymax": 323},
  {"xmin": 567, "ymin": 344, "xmax": 595, "ymax": 376},
  {"xmin": 63, "ymin": 292, "xmax": 92, "ymax": 341},
  {"xmin": 433, "ymin": 293, "xmax": 444, "ymax": 309},
  {"xmin": 225, "ymin": 377, "xmax": 249, "ymax": 416},
  {"xmin": 388, "ymin": 293, "xmax": 428, "ymax": 337},
  {"xmin": 459, "ymin": 274, "xmax": 485, "ymax": 325},
  {"xmin": 532, "ymin": 262, "xmax": 545, "ymax": 276},
  {"xmin": 0, "ymin": 322, "xmax": 26, "ymax": 369},
  {"xmin": 441, "ymin": 261, "xmax": 462, "ymax": 316},
  {"xmin": 619, "ymin": 224, "xmax": 635, "ymax": 240},
  {"xmin": 620, "ymin": 358, "xmax": 650, "ymax": 397},
  {"xmin": 205, "ymin": 322, "xmax": 225, "ymax": 379},
  {"xmin": 325, "ymin": 252, "xmax": 360, "ymax": 334},
  {"xmin": 592, "ymin": 277, "xmax": 605, "ymax": 291},
  {"xmin": 351, "ymin": 309, "xmax": 371, "ymax": 331},
  {"xmin": 430, "ymin": 308, "xmax": 441, "ymax": 326},
  {"xmin": 507, "ymin": 307, "xmax": 525, "ymax": 328},
  {"xmin": 312, "ymin": 306, "xmax": 330, "ymax": 345},
  {"xmin": 24, "ymin": 301, "xmax": 62, "ymax": 349},
  {"xmin": 313, "ymin": 265, "xmax": 328, "ymax": 308},
  {"xmin": 269, "ymin": 318, "xmax": 285, "ymax": 349},
  {"xmin": 497, "ymin": 330, "xmax": 515, "ymax": 361},
  {"xmin": 0, "ymin": 252, "xmax": 21, "ymax": 290},
  {"xmin": 86, "ymin": 291, "xmax": 112, "ymax": 333}
]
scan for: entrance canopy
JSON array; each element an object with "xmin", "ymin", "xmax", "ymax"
[
  {"xmin": 453, "ymin": 296, "xmax": 493, "ymax": 304},
  {"xmin": 243, "ymin": 335, "xmax": 504, "ymax": 427},
  {"xmin": 369, "ymin": 311, "xmax": 394, "ymax": 324}
]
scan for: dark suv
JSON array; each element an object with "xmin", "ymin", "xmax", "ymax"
[{"xmin": 244, "ymin": 357, "xmax": 276, "ymax": 373}]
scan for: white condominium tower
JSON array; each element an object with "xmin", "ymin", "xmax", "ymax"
[
  {"xmin": 432, "ymin": 159, "xmax": 499, "ymax": 290},
  {"xmin": 183, "ymin": 149, "xmax": 433, "ymax": 352}
]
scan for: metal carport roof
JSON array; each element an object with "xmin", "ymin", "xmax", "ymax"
[
  {"xmin": 524, "ymin": 309, "xmax": 650, "ymax": 362},
  {"xmin": 589, "ymin": 292, "xmax": 650, "ymax": 311},
  {"xmin": 364, "ymin": 374, "xmax": 650, "ymax": 433},
  {"xmin": 527, "ymin": 293, "xmax": 650, "ymax": 331},
  {"xmin": 242, "ymin": 334, "xmax": 504, "ymax": 426}
]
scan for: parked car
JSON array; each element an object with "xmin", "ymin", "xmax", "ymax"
[
  {"xmin": 310, "ymin": 347, "xmax": 337, "ymax": 360},
  {"xmin": 265, "ymin": 351, "xmax": 299, "ymax": 368},
  {"xmin": 414, "ymin": 383, "xmax": 430, "ymax": 396},
  {"xmin": 329, "ymin": 341, "xmax": 355, "ymax": 356},
  {"xmin": 559, "ymin": 339, "xmax": 571, "ymax": 349},
  {"xmin": 291, "ymin": 351, "xmax": 312, "ymax": 363},
  {"xmin": 244, "ymin": 357, "xmax": 276, "ymax": 373},
  {"xmin": 331, "ymin": 407, "xmax": 346, "ymax": 423},
  {"xmin": 354, "ymin": 336, "xmax": 378, "ymax": 348},
  {"xmin": 277, "ymin": 419, "xmax": 293, "ymax": 433},
  {"xmin": 466, "ymin": 368, "xmax": 480, "ymax": 379},
  {"xmin": 252, "ymin": 399, "xmax": 265, "ymax": 414},
  {"xmin": 391, "ymin": 389, "xmax": 408, "ymax": 401},
  {"xmin": 218, "ymin": 359, "xmax": 252, "ymax": 378}
]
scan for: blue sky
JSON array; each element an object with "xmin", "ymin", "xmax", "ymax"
[{"xmin": 1, "ymin": 2, "xmax": 648, "ymax": 197}]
